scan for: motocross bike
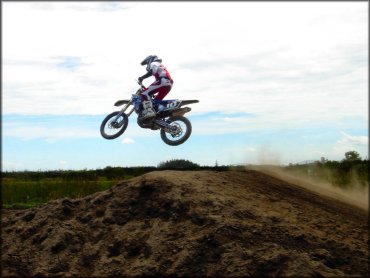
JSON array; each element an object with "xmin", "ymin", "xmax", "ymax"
[{"xmin": 100, "ymin": 80, "xmax": 199, "ymax": 146}]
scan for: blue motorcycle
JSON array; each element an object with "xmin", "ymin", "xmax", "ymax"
[{"xmin": 100, "ymin": 80, "xmax": 199, "ymax": 146}]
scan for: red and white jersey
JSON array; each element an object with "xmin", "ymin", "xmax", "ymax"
[{"xmin": 149, "ymin": 61, "xmax": 172, "ymax": 81}]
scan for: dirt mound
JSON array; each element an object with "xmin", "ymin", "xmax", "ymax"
[{"xmin": 2, "ymin": 170, "xmax": 368, "ymax": 277}]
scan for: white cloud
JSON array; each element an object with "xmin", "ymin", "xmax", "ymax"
[
  {"xmin": 122, "ymin": 137, "xmax": 135, "ymax": 144},
  {"xmin": 2, "ymin": 115, "xmax": 158, "ymax": 142},
  {"xmin": 331, "ymin": 131, "xmax": 368, "ymax": 159},
  {"xmin": 3, "ymin": 125, "xmax": 99, "ymax": 142},
  {"xmin": 2, "ymin": 2, "xmax": 367, "ymax": 136},
  {"xmin": 338, "ymin": 131, "xmax": 368, "ymax": 146},
  {"xmin": 245, "ymin": 147, "xmax": 257, "ymax": 153},
  {"xmin": 3, "ymin": 161, "xmax": 25, "ymax": 171}
]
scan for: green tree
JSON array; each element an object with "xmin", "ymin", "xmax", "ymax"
[
  {"xmin": 343, "ymin": 151, "xmax": 361, "ymax": 162},
  {"xmin": 158, "ymin": 159, "xmax": 200, "ymax": 169}
]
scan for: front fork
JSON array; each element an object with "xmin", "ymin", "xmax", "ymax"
[{"xmin": 112, "ymin": 100, "xmax": 135, "ymax": 123}]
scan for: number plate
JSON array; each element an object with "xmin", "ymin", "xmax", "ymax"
[{"xmin": 166, "ymin": 100, "xmax": 181, "ymax": 109}]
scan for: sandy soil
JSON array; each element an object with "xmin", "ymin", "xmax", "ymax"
[{"xmin": 1, "ymin": 170, "xmax": 368, "ymax": 277}]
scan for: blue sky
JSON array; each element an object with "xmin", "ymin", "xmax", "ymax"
[{"xmin": 2, "ymin": 2, "xmax": 368, "ymax": 171}]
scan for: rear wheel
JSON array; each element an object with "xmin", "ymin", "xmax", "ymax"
[
  {"xmin": 160, "ymin": 116, "xmax": 192, "ymax": 146},
  {"xmin": 100, "ymin": 111, "xmax": 129, "ymax": 139}
]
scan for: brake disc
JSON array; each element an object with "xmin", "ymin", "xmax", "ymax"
[{"xmin": 169, "ymin": 123, "xmax": 182, "ymax": 135}]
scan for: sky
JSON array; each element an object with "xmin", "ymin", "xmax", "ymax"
[{"xmin": 2, "ymin": 1, "xmax": 368, "ymax": 171}]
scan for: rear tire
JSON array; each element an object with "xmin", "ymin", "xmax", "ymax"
[
  {"xmin": 160, "ymin": 116, "xmax": 192, "ymax": 146},
  {"xmin": 100, "ymin": 111, "xmax": 129, "ymax": 139}
]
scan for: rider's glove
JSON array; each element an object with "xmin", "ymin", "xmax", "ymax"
[{"xmin": 138, "ymin": 77, "xmax": 143, "ymax": 83}]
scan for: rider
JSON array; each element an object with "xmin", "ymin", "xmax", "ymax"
[{"xmin": 138, "ymin": 55, "xmax": 174, "ymax": 120}]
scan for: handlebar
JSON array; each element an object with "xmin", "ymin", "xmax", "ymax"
[{"xmin": 135, "ymin": 79, "xmax": 146, "ymax": 90}]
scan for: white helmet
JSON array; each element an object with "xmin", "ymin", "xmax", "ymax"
[{"xmin": 140, "ymin": 55, "xmax": 162, "ymax": 71}]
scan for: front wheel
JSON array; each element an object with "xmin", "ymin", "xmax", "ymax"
[
  {"xmin": 100, "ymin": 111, "xmax": 129, "ymax": 139},
  {"xmin": 160, "ymin": 116, "xmax": 192, "ymax": 146}
]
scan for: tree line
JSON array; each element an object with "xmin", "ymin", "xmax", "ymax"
[
  {"xmin": 1, "ymin": 166, "xmax": 156, "ymax": 181},
  {"xmin": 1, "ymin": 161, "xmax": 229, "ymax": 181},
  {"xmin": 2, "ymin": 152, "xmax": 368, "ymax": 188},
  {"xmin": 284, "ymin": 151, "xmax": 369, "ymax": 188}
]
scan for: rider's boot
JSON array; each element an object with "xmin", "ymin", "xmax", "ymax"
[{"xmin": 140, "ymin": 100, "xmax": 156, "ymax": 120}]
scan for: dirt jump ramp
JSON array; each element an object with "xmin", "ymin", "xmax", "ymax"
[{"xmin": 2, "ymin": 170, "xmax": 368, "ymax": 277}]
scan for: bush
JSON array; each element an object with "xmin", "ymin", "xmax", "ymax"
[{"xmin": 158, "ymin": 159, "xmax": 200, "ymax": 169}]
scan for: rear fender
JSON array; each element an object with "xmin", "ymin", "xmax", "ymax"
[{"xmin": 180, "ymin": 100, "xmax": 199, "ymax": 106}]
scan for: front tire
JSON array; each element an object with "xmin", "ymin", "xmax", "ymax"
[
  {"xmin": 100, "ymin": 111, "xmax": 129, "ymax": 139},
  {"xmin": 160, "ymin": 116, "xmax": 192, "ymax": 146}
]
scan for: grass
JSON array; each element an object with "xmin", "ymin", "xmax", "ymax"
[{"xmin": 1, "ymin": 176, "xmax": 132, "ymax": 208}]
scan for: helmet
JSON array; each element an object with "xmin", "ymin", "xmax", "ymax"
[{"xmin": 140, "ymin": 55, "xmax": 162, "ymax": 71}]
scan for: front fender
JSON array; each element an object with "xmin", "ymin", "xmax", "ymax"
[{"xmin": 114, "ymin": 100, "xmax": 130, "ymax": 106}]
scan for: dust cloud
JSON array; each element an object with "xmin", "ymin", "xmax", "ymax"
[
  {"xmin": 248, "ymin": 147, "xmax": 368, "ymax": 211},
  {"xmin": 249, "ymin": 165, "xmax": 368, "ymax": 211},
  {"xmin": 255, "ymin": 146, "xmax": 281, "ymax": 165}
]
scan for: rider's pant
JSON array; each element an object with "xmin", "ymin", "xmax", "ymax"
[{"xmin": 141, "ymin": 78, "xmax": 173, "ymax": 101}]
